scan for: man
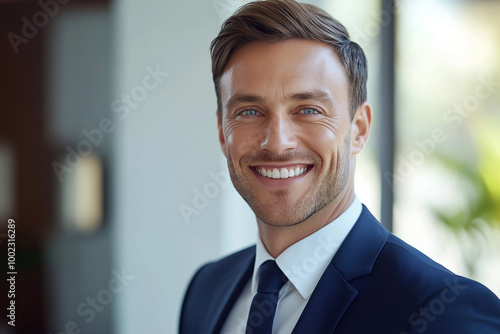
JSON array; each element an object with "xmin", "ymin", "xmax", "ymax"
[{"xmin": 179, "ymin": 0, "xmax": 500, "ymax": 333}]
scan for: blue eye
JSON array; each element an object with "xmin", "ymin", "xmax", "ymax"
[
  {"xmin": 242, "ymin": 109, "xmax": 259, "ymax": 116},
  {"xmin": 300, "ymin": 108, "xmax": 319, "ymax": 115}
]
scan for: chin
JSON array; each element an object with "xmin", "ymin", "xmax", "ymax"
[{"xmin": 255, "ymin": 207, "xmax": 314, "ymax": 227}]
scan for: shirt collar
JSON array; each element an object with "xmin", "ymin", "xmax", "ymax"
[{"xmin": 252, "ymin": 196, "xmax": 362, "ymax": 299}]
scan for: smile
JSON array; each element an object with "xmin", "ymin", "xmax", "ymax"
[{"xmin": 254, "ymin": 166, "xmax": 309, "ymax": 179}]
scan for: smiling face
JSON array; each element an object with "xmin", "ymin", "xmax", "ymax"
[{"xmin": 218, "ymin": 39, "xmax": 370, "ymax": 227}]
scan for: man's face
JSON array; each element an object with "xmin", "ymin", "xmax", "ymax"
[{"xmin": 218, "ymin": 39, "xmax": 365, "ymax": 227}]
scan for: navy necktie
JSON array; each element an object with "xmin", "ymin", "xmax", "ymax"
[{"xmin": 245, "ymin": 260, "xmax": 288, "ymax": 334}]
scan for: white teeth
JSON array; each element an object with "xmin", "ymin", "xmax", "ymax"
[
  {"xmin": 280, "ymin": 168, "xmax": 288, "ymax": 178},
  {"xmin": 256, "ymin": 166, "xmax": 308, "ymax": 179},
  {"xmin": 272, "ymin": 169, "xmax": 280, "ymax": 179}
]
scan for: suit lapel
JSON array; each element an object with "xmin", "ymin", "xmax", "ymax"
[
  {"xmin": 293, "ymin": 206, "xmax": 388, "ymax": 333},
  {"xmin": 205, "ymin": 247, "xmax": 255, "ymax": 334},
  {"xmin": 292, "ymin": 264, "xmax": 358, "ymax": 333}
]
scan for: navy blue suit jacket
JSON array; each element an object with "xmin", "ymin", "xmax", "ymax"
[{"xmin": 179, "ymin": 206, "xmax": 500, "ymax": 333}]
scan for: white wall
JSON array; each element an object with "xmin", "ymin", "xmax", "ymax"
[{"xmin": 110, "ymin": 1, "xmax": 250, "ymax": 332}]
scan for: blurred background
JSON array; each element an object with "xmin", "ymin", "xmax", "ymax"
[{"xmin": 0, "ymin": 0, "xmax": 499, "ymax": 333}]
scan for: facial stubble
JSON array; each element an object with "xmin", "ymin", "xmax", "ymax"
[{"xmin": 227, "ymin": 132, "xmax": 352, "ymax": 227}]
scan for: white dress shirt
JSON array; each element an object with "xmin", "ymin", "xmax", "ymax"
[{"xmin": 221, "ymin": 196, "xmax": 362, "ymax": 334}]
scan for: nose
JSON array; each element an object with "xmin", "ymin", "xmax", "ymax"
[{"xmin": 260, "ymin": 114, "xmax": 297, "ymax": 155}]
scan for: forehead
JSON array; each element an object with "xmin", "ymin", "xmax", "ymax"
[{"xmin": 220, "ymin": 39, "xmax": 349, "ymax": 110}]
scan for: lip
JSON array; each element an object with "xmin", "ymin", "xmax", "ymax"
[{"xmin": 250, "ymin": 164, "xmax": 313, "ymax": 187}]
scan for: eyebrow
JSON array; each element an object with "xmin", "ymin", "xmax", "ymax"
[
  {"xmin": 225, "ymin": 89, "xmax": 338, "ymax": 111},
  {"xmin": 289, "ymin": 90, "xmax": 336, "ymax": 106}
]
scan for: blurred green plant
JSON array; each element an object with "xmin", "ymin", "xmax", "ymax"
[{"xmin": 431, "ymin": 116, "xmax": 500, "ymax": 277}]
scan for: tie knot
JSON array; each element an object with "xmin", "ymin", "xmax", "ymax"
[{"xmin": 257, "ymin": 260, "xmax": 287, "ymax": 294}]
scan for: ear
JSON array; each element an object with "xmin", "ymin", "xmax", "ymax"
[
  {"xmin": 217, "ymin": 111, "xmax": 227, "ymax": 158},
  {"xmin": 351, "ymin": 102, "xmax": 372, "ymax": 155}
]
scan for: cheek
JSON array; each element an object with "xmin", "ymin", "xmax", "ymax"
[
  {"xmin": 301, "ymin": 126, "xmax": 339, "ymax": 154},
  {"xmin": 224, "ymin": 129, "xmax": 254, "ymax": 164},
  {"xmin": 299, "ymin": 125, "xmax": 349, "ymax": 174}
]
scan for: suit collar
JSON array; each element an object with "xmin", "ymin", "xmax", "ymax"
[
  {"xmin": 205, "ymin": 247, "xmax": 255, "ymax": 334},
  {"xmin": 332, "ymin": 205, "xmax": 388, "ymax": 280},
  {"xmin": 293, "ymin": 205, "xmax": 388, "ymax": 333}
]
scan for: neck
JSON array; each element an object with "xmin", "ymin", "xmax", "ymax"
[{"xmin": 257, "ymin": 185, "xmax": 355, "ymax": 258}]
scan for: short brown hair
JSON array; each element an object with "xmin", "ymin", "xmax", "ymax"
[{"xmin": 210, "ymin": 0, "xmax": 368, "ymax": 120}]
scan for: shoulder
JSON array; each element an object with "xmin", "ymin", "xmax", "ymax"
[
  {"xmin": 179, "ymin": 245, "xmax": 255, "ymax": 333},
  {"xmin": 340, "ymin": 209, "xmax": 500, "ymax": 332},
  {"xmin": 401, "ymin": 275, "xmax": 500, "ymax": 333},
  {"xmin": 379, "ymin": 233, "xmax": 453, "ymax": 283},
  {"xmin": 375, "ymin": 234, "xmax": 500, "ymax": 333},
  {"xmin": 375, "ymin": 232, "xmax": 485, "ymax": 300},
  {"xmin": 183, "ymin": 245, "xmax": 255, "ymax": 295},
  {"xmin": 182, "ymin": 246, "xmax": 254, "ymax": 298},
  {"xmin": 195, "ymin": 245, "xmax": 255, "ymax": 279}
]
